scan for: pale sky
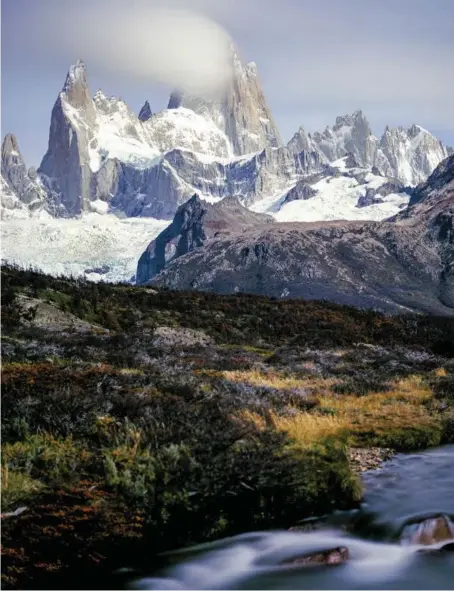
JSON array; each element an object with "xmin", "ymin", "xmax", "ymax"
[{"xmin": 2, "ymin": 0, "xmax": 454, "ymax": 167}]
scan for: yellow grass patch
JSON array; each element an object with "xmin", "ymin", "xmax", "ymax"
[
  {"xmin": 222, "ymin": 369, "xmax": 336, "ymax": 391},
  {"xmin": 319, "ymin": 375, "xmax": 440, "ymax": 446},
  {"xmin": 118, "ymin": 368, "xmax": 144, "ymax": 376},
  {"xmin": 270, "ymin": 411, "xmax": 348, "ymax": 447},
  {"xmin": 236, "ymin": 409, "xmax": 348, "ymax": 448},
  {"xmin": 234, "ymin": 374, "xmax": 441, "ymax": 450}
]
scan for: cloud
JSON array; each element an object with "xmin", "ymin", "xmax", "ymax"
[{"xmin": 21, "ymin": 2, "xmax": 235, "ymax": 98}]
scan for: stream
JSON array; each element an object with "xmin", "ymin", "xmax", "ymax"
[{"xmin": 130, "ymin": 445, "xmax": 454, "ymax": 590}]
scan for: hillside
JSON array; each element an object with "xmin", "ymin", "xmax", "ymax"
[{"xmin": 2, "ymin": 264, "xmax": 454, "ymax": 589}]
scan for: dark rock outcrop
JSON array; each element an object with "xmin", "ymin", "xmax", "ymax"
[
  {"xmin": 357, "ymin": 180, "xmax": 413, "ymax": 208},
  {"xmin": 344, "ymin": 152, "xmax": 360, "ymax": 168},
  {"xmin": 138, "ymin": 101, "xmax": 152, "ymax": 122},
  {"xmin": 136, "ymin": 194, "xmax": 273, "ymax": 284},
  {"xmin": 356, "ymin": 189, "xmax": 385, "ymax": 208},
  {"xmin": 282, "ymin": 181, "xmax": 318, "ymax": 204}
]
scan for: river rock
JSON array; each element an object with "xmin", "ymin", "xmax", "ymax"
[
  {"xmin": 281, "ymin": 546, "xmax": 349, "ymax": 567},
  {"xmin": 400, "ymin": 515, "xmax": 454, "ymax": 546}
]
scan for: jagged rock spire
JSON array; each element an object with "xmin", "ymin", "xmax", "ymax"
[
  {"xmin": 287, "ymin": 126, "xmax": 321, "ymax": 156},
  {"xmin": 138, "ymin": 100, "xmax": 152, "ymax": 122},
  {"xmin": 61, "ymin": 60, "xmax": 94, "ymax": 112},
  {"xmin": 2, "ymin": 133, "xmax": 20, "ymax": 159},
  {"xmin": 167, "ymin": 47, "xmax": 282, "ymax": 156},
  {"xmin": 39, "ymin": 60, "xmax": 96, "ymax": 215},
  {"xmin": 1, "ymin": 133, "xmax": 46, "ymax": 207}
]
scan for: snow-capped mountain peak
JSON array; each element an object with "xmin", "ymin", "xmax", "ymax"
[
  {"xmin": 308, "ymin": 109, "xmax": 377, "ymax": 169},
  {"xmin": 299, "ymin": 110, "xmax": 449, "ymax": 186},
  {"xmin": 167, "ymin": 47, "xmax": 281, "ymax": 156},
  {"xmin": 379, "ymin": 123, "xmax": 449, "ymax": 185}
]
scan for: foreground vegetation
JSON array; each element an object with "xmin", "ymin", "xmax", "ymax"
[{"xmin": 1, "ymin": 264, "xmax": 454, "ymax": 589}]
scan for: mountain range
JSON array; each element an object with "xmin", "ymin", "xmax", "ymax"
[{"xmin": 1, "ymin": 51, "xmax": 451, "ymax": 223}]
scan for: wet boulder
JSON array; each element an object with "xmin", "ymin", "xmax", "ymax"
[
  {"xmin": 400, "ymin": 515, "xmax": 454, "ymax": 546},
  {"xmin": 281, "ymin": 546, "xmax": 349, "ymax": 567}
]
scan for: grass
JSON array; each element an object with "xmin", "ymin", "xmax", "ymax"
[
  {"xmin": 222, "ymin": 369, "xmax": 336, "ymax": 391},
  {"xmin": 229, "ymin": 371, "xmax": 446, "ymax": 452},
  {"xmin": 319, "ymin": 375, "xmax": 443, "ymax": 450},
  {"xmin": 1, "ymin": 467, "xmax": 44, "ymax": 510}
]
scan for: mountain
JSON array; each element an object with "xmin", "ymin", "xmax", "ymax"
[
  {"xmin": 168, "ymin": 51, "xmax": 282, "ymax": 155},
  {"xmin": 11, "ymin": 56, "xmax": 303, "ymax": 219},
  {"xmin": 2, "ymin": 52, "xmax": 452, "ymax": 287},
  {"xmin": 136, "ymin": 194, "xmax": 273, "ymax": 284},
  {"xmin": 287, "ymin": 111, "xmax": 449, "ymax": 186},
  {"xmin": 1, "ymin": 133, "xmax": 47, "ymax": 215},
  {"xmin": 140, "ymin": 155, "xmax": 454, "ymax": 315},
  {"xmin": 2, "ymin": 53, "xmax": 450, "ymax": 224}
]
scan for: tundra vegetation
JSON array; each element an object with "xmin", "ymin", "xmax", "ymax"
[{"xmin": 1, "ymin": 263, "xmax": 454, "ymax": 589}]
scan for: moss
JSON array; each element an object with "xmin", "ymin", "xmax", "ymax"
[{"xmin": 350, "ymin": 422, "xmax": 443, "ymax": 451}]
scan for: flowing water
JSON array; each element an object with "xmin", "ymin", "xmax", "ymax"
[{"xmin": 130, "ymin": 445, "xmax": 454, "ymax": 590}]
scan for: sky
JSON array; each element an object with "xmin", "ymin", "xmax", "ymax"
[{"xmin": 2, "ymin": 0, "xmax": 454, "ymax": 167}]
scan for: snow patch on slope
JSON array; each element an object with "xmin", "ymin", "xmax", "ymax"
[
  {"xmin": 145, "ymin": 107, "xmax": 233, "ymax": 160},
  {"xmin": 250, "ymin": 163, "xmax": 410, "ymax": 222},
  {"xmin": 273, "ymin": 176, "xmax": 408, "ymax": 222},
  {"xmin": 62, "ymin": 90, "xmax": 233, "ymax": 175}
]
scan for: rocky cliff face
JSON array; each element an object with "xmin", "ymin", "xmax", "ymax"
[
  {"xmin": 288, "ymin": 112, "xmax": 450, "ymax": 187},
  {"xmin": 168, "ymin": 51, "xmax": 281, "ymax": 156},
  {"xmin": 38, "ymin": 61, "xmax": 96, "ymax": 215},
  {"xmin": 379, "ymin": 124, "xmax": 449, "ymax": 186},
  {"xmin": 136, "ymin": 194, "xmax": 273, "ymax": 284},
  {"xmin": 144, "ymin": 156, "xmax": 454, "ymax": 315},
  {"xmin": 1, "ymin": 133, "xmax": 47, "ymax": 214}
]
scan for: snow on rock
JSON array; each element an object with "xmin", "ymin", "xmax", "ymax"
[
  {"xmin": 145, "ymin": 107, "xmax": 232, "ymax": 160},
  {"xmin": 168, "ymin": 48, "xmax": 281, "ymax": 156},
  {"xmin": 290, "ymin": 111, "xmax": 449, "ymax": 187},
  {"xmin": 250, "ymin": 157, "xmax": 410, "ymax": 222}
]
